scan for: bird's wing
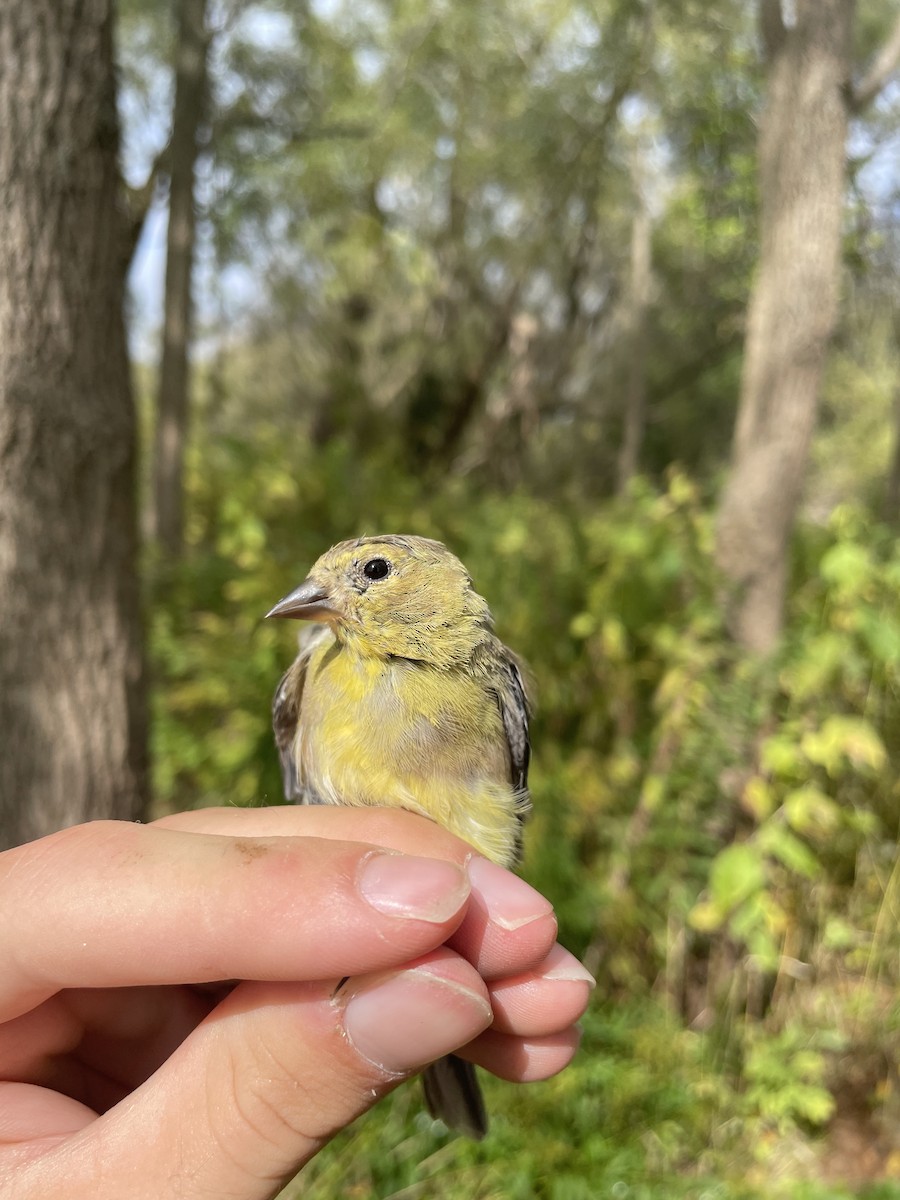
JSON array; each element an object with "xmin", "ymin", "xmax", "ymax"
[
  {"xmin": 491, "ymin": 649, "xmax": 531, "ymax": 862},
  {"xmin": 271, "ymin": 624, "xmax": 330, "ymax": 803},
  {"xmin": 497, "ymin": 652, "xmax": 530, "ymax": 793}
]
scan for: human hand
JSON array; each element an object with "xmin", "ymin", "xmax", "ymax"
[{"xmin": 0, "ymin": 807, "xmax": 592, "ymax": 1199}]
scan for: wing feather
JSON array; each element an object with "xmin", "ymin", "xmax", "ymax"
[
  {"xmin": 499, "ymin": 655, "xmax": 530, "ymax": 793},
  {"xmin": 491, "ymin": 649, "xmax": 531, "ymax": 862},
  {"xmin": 271, "ymin": 624, "xmax": 330, "ymax": 803}
]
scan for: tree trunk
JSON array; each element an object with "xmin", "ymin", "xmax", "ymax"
[
  {"xmin": 883, "ymin": 380, "xmax": 900, "ymax": 528},
  {"xmin": 616, "ymin": 190, "xmax": 652, "ymax": 493},
  {"xmin": 151, "ymin": 0, "xmax": 209, "ymax": 557},
  {"xmin": 715, "ymin": 0, "xmax": 853, "ymax": 653},
  {"xmin": 0, "ymin": 0, "xmax": 148, "ymax": 847}
]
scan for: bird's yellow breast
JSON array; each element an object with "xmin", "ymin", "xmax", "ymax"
[{"xmin": 294, "ymin": 639, "xmax": 521, "ymax": 865}]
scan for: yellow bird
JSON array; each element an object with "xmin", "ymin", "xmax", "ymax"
[{"xmin": 267, "ymin": 534, "xmax": 531, "ymax": 1139}]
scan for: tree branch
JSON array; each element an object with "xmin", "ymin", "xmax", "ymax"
[
  {"xmin": 758, "ymin": 0, "xmax": 787, "ymax": 61},
  {"xmin": 850, "ymin": 12, "xmax": 900, "ymax": 112},
  {"xmin": 121, "ymin": 140, "xmax": 171, "ymax": 269}
]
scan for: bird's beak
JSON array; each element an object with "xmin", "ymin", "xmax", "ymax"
[{"xmin": 265, "ymin": 577, "xmax": 340, "ymax": 622}]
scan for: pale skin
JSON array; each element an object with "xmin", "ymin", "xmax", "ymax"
[{"xmin": 0, "ymin": 806, "xmax": 593, "ymax": 1199}]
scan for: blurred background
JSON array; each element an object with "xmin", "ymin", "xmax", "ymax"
[{"xmin": 4, "ymin": 0, "xmax": 900, "ymax": 1195}]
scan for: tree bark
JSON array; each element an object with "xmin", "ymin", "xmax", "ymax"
[
  {"xmin": 715, "ymin": 0, "xmax": 853, "ymax": 653},
  {"xmin": 0, "ymin": 0, "xmax": 148, "ymax": 847},
  {"xmin": 151, "ymin": 0, "xmax": 209, "ymax": 556},
  {"xmin": 883, "ymin": 381, "xmax": 900, "ymax": 528},
  {"xmin": 616, "ymin": 189, "xmax": 652, "ymax": 493}
]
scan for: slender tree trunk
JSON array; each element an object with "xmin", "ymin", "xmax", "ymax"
[
  {"xmin": 0, "ymin": 0, "xmax": 148, "ymax": 848},
  {"xmin": 715, "ymin": 0, "xmax": 853, "ymax": 653},
  {"xmin": 617, "ymin": 191, "xmax": 652, "ymax": 492},
  {"xmin": 151, "ymin": 0, "xmax": 209, "ymax": 556},
  {"xmin": 883, "ymin": 381, "xmax": 900, "ymax": 527}
]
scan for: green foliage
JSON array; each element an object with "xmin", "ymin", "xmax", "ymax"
[
  {"xmin": 279, "ymin": 1002, "xmax": 730, "ymax": 1200},
  {"xmin": 742, "ymin": 1024, "xmax": 837, "ymax": 1133},
  {"xmin": 693, "ymin": 507, "xmax": 900, "ymax": 967},
  {"xmin": 149, "ymin": 412, "xmax": 900, "ymax": 1190}
]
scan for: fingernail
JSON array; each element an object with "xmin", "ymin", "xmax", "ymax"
[
  {"xmin": 467, "ymin": 856, "xmax": 555, "ymax": 931},
  {"xmin": 541, "ymin": 943, "xmax": 596, "ymax": 987},
  {"xmin": 358, "ymin": 852, "xmax": 470, "ymax": 922},
  {"xmin": 342, "ymin": 965, "xmax": 492, "ymax": 1073}
]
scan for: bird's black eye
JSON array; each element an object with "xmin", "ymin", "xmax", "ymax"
[{"xmin": 363, "ymin": 557, "xmax": 391, "ymax": 581}]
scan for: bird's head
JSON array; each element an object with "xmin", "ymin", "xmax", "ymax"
[{"xmin": 266, "ymin": 534, "xmax": 493, "ymax": 666}]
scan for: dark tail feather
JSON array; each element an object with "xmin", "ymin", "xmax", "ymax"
[{"xmin": 422, "ymin": 1054, "xmax": 488, "ymax": 1140}]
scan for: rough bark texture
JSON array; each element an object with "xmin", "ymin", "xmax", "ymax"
[
  {"xmin": 151, "ymin": 0, "xmax": 209, "ymax": 556},
  {"xmin": 715, "ymin": 0, "xmax": 853, "ymax": 653},
  {"xmin": 0, "ymin": 0, "xmax": 148, "ymax": 847}
]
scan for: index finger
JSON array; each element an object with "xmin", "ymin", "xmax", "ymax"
[
  {"xmin": 154, "ymin": 804, "xmax": 474, "ymax": 860},
  {"xmin": 0, "ymin": 820, "xmax": 471, "ymax": 1022},
  {"xmin": 156, "ymin": 807, "xmax": 559, "ymax": 983}
]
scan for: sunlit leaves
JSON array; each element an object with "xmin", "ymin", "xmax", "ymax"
[{"xmin": 743, "ymin": 1028, "xmax": 836, "ymax": 1134}]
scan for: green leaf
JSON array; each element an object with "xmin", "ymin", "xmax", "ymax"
[
  {"xmin": 742, "ymin": 776, "xmax": 775, "ymax": 822},
  {"xmin": 709, "ymin": 844, "xmax": 766, "ymax": 913},
  {"xmin": 760, "ymin": 733, "xmax": 804, "ymax": 780},
  {"xmin": 730, "ymin": 893, "xmax": 781, "ymax": 969},
  {"xmin": 779, "ymin": 632, "xmax": 846, "ymax": 699},
  {"xmin": 758, "ymin": 823, "xmax": 821, "ymax": 879},
  {"xmin": 801, "ymin": 716, "xmax": 887, "ymax": 775},
  {"xmin": 689, "ymin": 899, "xmax": 723, "ymax": 932},
  {"xmin": 859, "ymin": 610, "xmax": 900, "ymax": 664},
  {"xmin": 783, "ymin": 786, "xmax": 840, "ymax": 838},
  {"xmin": 569, "ymin": 612, "xmax": 595, "ymax": 640},
  {"xmin": 820, "ymin": 541, "xmax": 872, "ymax": 589}
]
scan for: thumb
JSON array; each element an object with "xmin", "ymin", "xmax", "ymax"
[{"xmin": 30, "ymin": 949, "xmax": 491, "ymax": 1200}]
